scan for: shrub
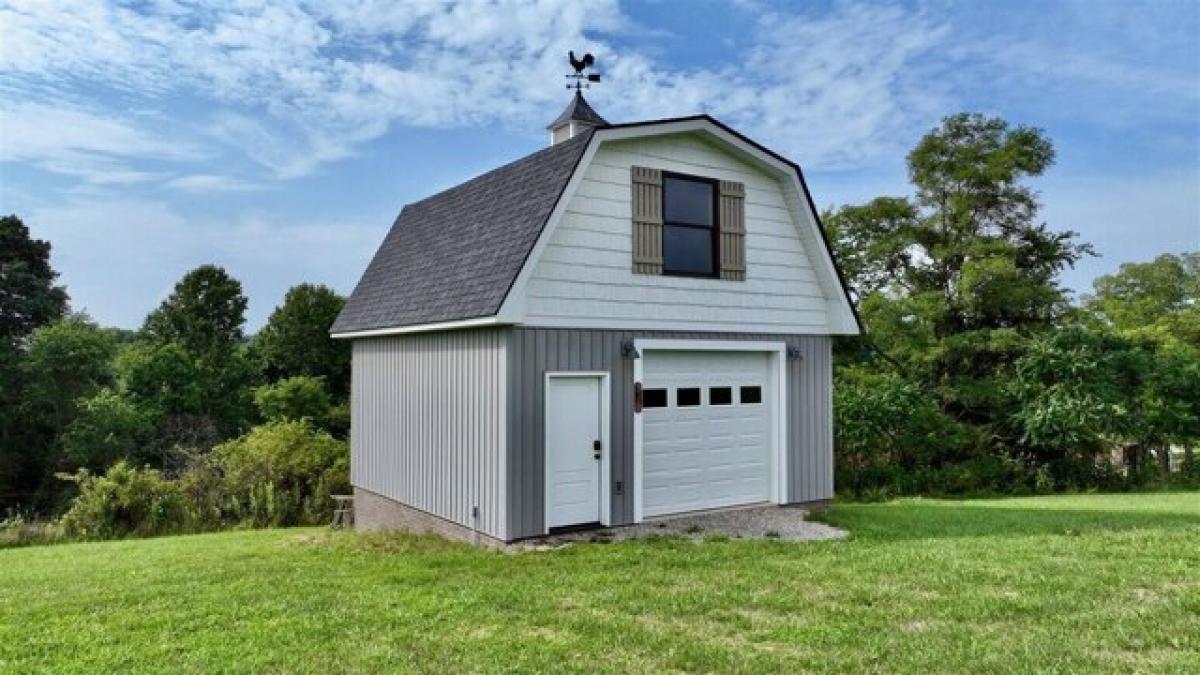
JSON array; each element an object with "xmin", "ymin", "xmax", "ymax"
[
  {"xmin": 214, "ymin": 420, "xmax": 348, "ymax": 527},
  {"xmin": 1177, "ymin": 449, "xmax": 1200, "ymax": 487},
  {"xmin": 143, "ymin": 413, "xmax": 221, "ymax": 476},
  {"xmin": 49, "ymin": 420, "xmax": 349, "ymax": 541},
  {"xmin": 177, "ymin": 453, "xmax": 226, "ymax": 531},
  {"xmin": 325, "ymin": 400, "xmax": 351, "ymax": 440},
  {"xmin": 57, "ymin": 462, "xmax": 188, "ymax": 540},
  {"xmin": 254, "ymin": 376, "xmax": 331, "ymax": 423},
  {"xmin": 1011, "ymin": 326, "xmax": 1144, "ymax": 460},
  {"xmin": 59, "ymin": 388, "xmax": 156, "ymax": 471},
  {"xmin": 834, "ymin": 366, "xmax": 980, "ymax": 496}
]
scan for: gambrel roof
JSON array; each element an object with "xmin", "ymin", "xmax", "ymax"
[
  {"xmin": 331, "ymin": 129, "xmax": 593, "ymax": 335},
  {"xmin": 332, "ymin": 115, "xmax": 862, "ymax": 337}
]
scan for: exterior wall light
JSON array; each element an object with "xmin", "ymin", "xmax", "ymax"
[{"xmin": 621, "ymin": 339, "xmax": 640, "ymax": 359}]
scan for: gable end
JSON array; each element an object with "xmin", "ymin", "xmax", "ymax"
[{"xmin": 501, "ymin": 118, "xmax": 861, "ymax": 336}]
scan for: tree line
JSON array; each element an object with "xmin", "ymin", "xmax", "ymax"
[
  {"xmin": 2, "ymin": 215, "xmax": 351, "ymax": 539},
  {"xmin": 1, "ymin": 112, "xmax": 1197, "ymax": 542},
  {"xmin": 826, "ymin": 114, "xmax": 1199, "ymax": 496}
]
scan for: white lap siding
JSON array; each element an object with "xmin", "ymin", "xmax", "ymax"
[
  {"xmin": 351, "ymin": 328, "xmax": 507, "ymax": 540},
  {"xmin": 522, "ymin": 134, "xmax": 832, "ymax": 333}
]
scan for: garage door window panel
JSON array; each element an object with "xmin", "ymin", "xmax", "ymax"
[
  {"xmin": 740, "ymin": 386, "xmax": 762, "ymax": 405},
  {"xmin": 643, "ymin": 388, "xmax": 668, "ymax": 408},
  {"xmin": 676, "ymin": 387, "xmax": 701, "ymax": 407}
]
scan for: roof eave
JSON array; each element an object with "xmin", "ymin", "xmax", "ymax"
[{"xmin": 330, "ymin": 315, "xmax": 510, "ymax": 339}]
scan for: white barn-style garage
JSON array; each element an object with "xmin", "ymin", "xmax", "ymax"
[{"xmin": 332, "ymin": 85, "xmax": 860, "ymax": 545}]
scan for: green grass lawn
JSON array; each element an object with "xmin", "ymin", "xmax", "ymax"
[{"xmin": 2, "ymin": 493, "xmax": 1198, "ymax": 673}]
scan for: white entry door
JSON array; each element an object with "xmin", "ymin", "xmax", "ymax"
[
  {"xmin": 545, "ymin": 375, "xmax": 605, "ymax": 529},
  {"xmin": 641, "ymin": 351, "xmax": 772, "ymax": 518}
]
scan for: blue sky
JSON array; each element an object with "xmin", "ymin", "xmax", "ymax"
[{"xmin": 1, "ymin": 0, "xmax": 1197, "ymax": 331}]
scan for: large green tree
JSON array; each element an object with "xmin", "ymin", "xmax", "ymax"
[
  {"xmin": 1084, "ymin": 252, "xmax": 1199, "ymax": 346},
  {"xmin": 115, "ymin": 342, "xmax": 206, "ymax": 418},
  {"xmin": 141, "ymin": 265, "xmax": 254, "ymax": 438},
  {"xmin": 143, "ymin": 265, "xmax": 248, "ymax": 360},
  {"xmin": 827, "ymin": 114, "xmax": 1093, "ymax": 425},
  {"xmin": 1011, "ymin": 326, "xmax": 1142, "ymax": 462},
  {"xmin": 1139, "ymin": 340, "xmax": 1200, "ymax": 475},
  {"xmin": 1, "ymin": 316, "xmax": 115, "ymax": 507},
  {"xmin": 0, "ymin": 215, "xmax": 68, "ymax": 349},
  {"xmin": 0, "ymin": 215, "xmax": 69, "ymax": 508},
  {"xmin": 829, "ymin": 114, "xmax": 1093, "ymax": 337},
  {"xmin": 20, "ymin": 316, "xmax": 117, "ymax": 435},
  {"xmin": 1080, "ymin": 252, "xmax": 1200, "ymax": 473},
  {"xmin": 58, "ymin": 339, "xmax": 230, "ymax": 476},
  {"xmin": 253, "ymin": 284, "xmax": 350, "ymax": 399}
]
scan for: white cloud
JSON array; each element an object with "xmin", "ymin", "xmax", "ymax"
[
  {"xmin": 714, "ymin": 4, "xmax": 950, "ymax": 167},
  {"xmin": 0, "ymin": 0, "xmax": 957, "ymax": 182},
  {"xmin": 4, "ymin": 0, "xmax": 1196, "ymax": 186},
  {"xmin": 0, "ymin": 101, "xmax": 201, "ymax": 183},
  {"xmin": 164, "ymin": 174, "xmax": 265, "ymax": 193}
]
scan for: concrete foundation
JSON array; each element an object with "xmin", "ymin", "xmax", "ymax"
[{"xmin": 353, "ymin": 486, "xmax": 506, "ymax": 548}]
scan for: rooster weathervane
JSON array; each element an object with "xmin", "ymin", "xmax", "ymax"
[{"xmin": 566, "ymin": 50, "xmax": 601, "ymax": 90}]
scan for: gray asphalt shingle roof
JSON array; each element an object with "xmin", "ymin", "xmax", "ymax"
[{"xmin": 331, "ymin": 128, "xmax": 593, "ymax": 335}]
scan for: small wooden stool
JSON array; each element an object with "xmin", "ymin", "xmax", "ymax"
[{"xmin": 331, "ymin": 494, "xmax": 354, "ymax": 529}]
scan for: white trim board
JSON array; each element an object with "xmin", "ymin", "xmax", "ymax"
[
  {"xmin": 542, "ymin": 371, "xmax": 612, "ymax": 533},
  {"xmin": 631, "ymin": 339, "xmax": 788, "ymax": 523},
  {"xmin": 496, "ymin": 132, "xmax": 603, "ymax": 324},
  {"xmin": 520, "ymin": 315, "xmax": 837, "ymax": 335},
  {"xmin": 331, "ymin": 316, "xmax": 507, "ymax": 340}
]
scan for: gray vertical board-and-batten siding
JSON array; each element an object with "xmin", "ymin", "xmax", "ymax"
[
  {"xmin": 350, "ymin": 328, "xmax": 507, "ymax": 540},
  {"xmin": 350, "ymin": 326, "xmax": 832, "ymax": 542},
  {"xmin": 505, "ymin": 327, "xmax": 832, "ymax": 541}
]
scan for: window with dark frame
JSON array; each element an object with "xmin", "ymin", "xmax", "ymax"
[
  {"xmin": 643, "ymin": 388, "xmax": 668, "ymax": 408},
  {"xmin": 662, "ymin": 174, "xmax": 718, "ymax": 276},
  {"xmin": 709, "ymin": 386, "xmax": 733, "ymax": 406},
  {"xmin": 676, "ymin": 387, "xmax": 701, "ymax": 407},
  {"xmin": 739, "ymin": 386, "xmax": 762, "ymax": 404}
]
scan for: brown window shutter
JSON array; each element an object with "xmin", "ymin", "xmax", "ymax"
[
  {"xmin": 719, "ymin": 180, "xmax": 746, "ymax": 281},
  {"xmin": 631, "ymin": 166, "xmax": 663, "ymax": 275}
]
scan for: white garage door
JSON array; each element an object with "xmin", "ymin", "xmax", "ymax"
[{"xmin": 642, "ymin": 351, "xmax": 772, "ymax": 518}]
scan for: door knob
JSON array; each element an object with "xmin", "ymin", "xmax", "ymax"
[{"xmin": 592, "ymin": 439, "xmax": 602, "ymax": 460}]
